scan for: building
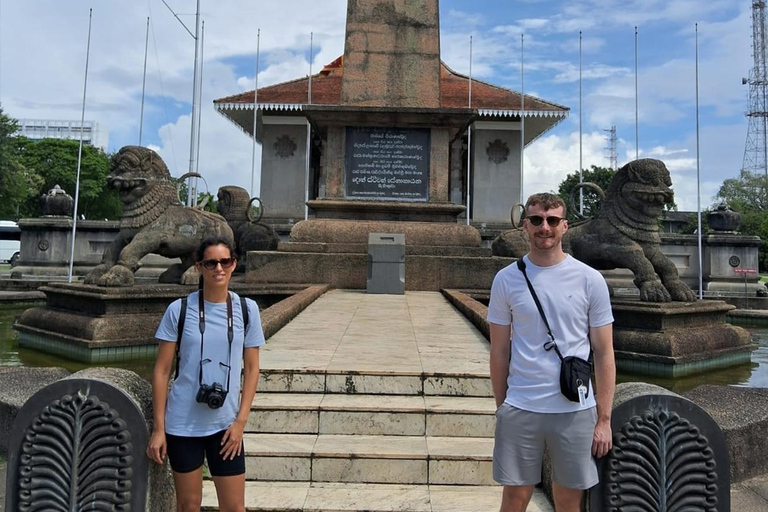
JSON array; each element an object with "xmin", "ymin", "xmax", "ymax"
[{"xmin": 15, "ymin": 119, "xmax": 108, "ymax": 152}]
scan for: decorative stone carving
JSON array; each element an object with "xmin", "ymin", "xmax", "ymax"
[
  {"xmin": 590, "ymin": 382, "xmax": 730, "ymax": 512},
  {"xmin": 274, "ymin": 135, "xmax": 297, "ymax": 158},
  {"xmin": 217, "ymin": 186, "xmax": 279, "ymax": 264},
  {"xmin": 492, "ymin": 159, "xmax": 697, "ymax": 302},
  {"xmin": 83, "ymin": 146, "xmax": 234, "ymax": 287},
  {"xmin": 486, "ymin": 139, "xmax": 510, "ymax": 164},
  {"xmin": 37, "ymin": 239, "xmax": 49, "ymax": 251},
  {"xmin": 40, "ymin": 185, "xmax": 74, "ymax": 217},
  {"xmin": 707, "ymin": 203, "xmax": 741, "ymax": 232}
]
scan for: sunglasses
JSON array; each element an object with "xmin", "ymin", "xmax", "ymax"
[
  {"xmin": 527, "ymin": 215, "xmax": 565, "ymax": 227},
  {"xmin": 200, "ymin": 258, "xmax": 236, "ymax": 270}
]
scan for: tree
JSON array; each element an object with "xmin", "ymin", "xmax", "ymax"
[
  {"xmin": 557, "ymin": 165, "xmax": 616, "ymax": 219},
  {"xmin": 0, "ymin": 109, "xmax": 42, "ymax": 220},
  {"xmin": 15, "ymin": 138, "xmax": 121, "ymax": 220},
  {"xmin": 715, "ymin": 170, "xmax": 768, "ymax": 271}
]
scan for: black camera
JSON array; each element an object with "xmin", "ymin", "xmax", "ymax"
[{"xmin": 196, "ymin": 382, "xmax": 228, "ymax": 409}]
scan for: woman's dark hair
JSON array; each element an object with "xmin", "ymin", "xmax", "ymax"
[{"xmin": 196, "ymin": 237, "xmax": 238, "ymax": 262}]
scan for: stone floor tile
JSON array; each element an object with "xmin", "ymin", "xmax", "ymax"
[
  {"xmin": 304, "ymin": 483, "xmax": 431, "ymax": 512},
  {"xmin": 244, "ymin": 433, "xmax": 317, "ymax": 456},
  {"xmin": 427, "ymin": 436, "xmax": 495, "ymax": 460},
  {"xmin": 313, "ymin": 434, "xmax": 428, "ymax": 459}
]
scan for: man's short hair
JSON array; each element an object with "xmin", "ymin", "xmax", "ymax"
[{"xmin": 525, "ymin": 193, "xmax": 567, "ymax": 216}]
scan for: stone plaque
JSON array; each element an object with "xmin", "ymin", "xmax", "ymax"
[{"xmin": 345, "ymin": 127, "xmax": 430, "ymax": 201}]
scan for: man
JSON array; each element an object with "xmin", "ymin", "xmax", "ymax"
[{"xmin": 488, "ymin": 193, "xmax": 615, "ymax": 512}]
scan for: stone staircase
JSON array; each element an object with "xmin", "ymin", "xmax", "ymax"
[{"xmin": 199, "ymin": 290, "xmax": 553, "ymax": 511}]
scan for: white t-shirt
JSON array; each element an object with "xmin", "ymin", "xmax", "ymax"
[
  {"xmin": 155, "ymin": 290, "xmax": 265, "ymax": 436},
  {"xmin": 488, "ymin": 254, "xmax": 613, "ymax": 414}
]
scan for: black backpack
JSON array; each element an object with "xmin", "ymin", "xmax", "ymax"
[{"xmin": 173, "ymin": 294, "xmax": 250, "ymax": 379}]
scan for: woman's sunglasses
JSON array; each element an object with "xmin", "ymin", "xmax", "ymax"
[
  {"xmin": 200, "ymin": 258, "xmax": 236, "ymax": 270},
  {"xmin": 526, "ymin": 215, "xmax": 565, "ymax": 227}
]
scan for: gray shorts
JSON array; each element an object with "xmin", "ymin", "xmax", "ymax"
[{"xmin": 493, "ymin": 403, "xmax": 598, "ymax": 490}]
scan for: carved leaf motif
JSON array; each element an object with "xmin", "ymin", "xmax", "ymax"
[
  {"xmin": 17, "ymin": 390, "xmax": 133, "ymax": 512},
  {"xmin": 606, "ymin": 407, "xmax": 718, "ymax": 512}
]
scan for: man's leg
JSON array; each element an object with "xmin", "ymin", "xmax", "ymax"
[
  {"xmin": 500, "ymin": 485, "xmax": 534, "ymax": 512},
  {"xmin": 551, "ymin": 482, "xmax": 582, "ymax": 512}
]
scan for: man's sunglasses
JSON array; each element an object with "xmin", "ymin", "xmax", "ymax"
[
  {"xmin": 526, "ymin": 215, "xmax": 565, "ymax": 227},
  {"xmin": 200, "ymin": 258, "xmax": 236, "ymax": 270}
]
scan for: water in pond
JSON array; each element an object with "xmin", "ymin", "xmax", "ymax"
[{"xmin": 2, "ymin": 303, "xmax": 768, "ymax": 393}]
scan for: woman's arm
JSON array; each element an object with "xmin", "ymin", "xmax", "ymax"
[
  {"xmin": 220, "ymin": 347, "xmax": 260, "ymax": 460},
  {"xmin": 146, "ymin": 340, "xmax": 176, "ymax": 464}
]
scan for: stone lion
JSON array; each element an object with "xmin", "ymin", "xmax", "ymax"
[
  {"xmin": 217, "ymin": 186, "xmax": 279, "ymax": 270},
  {"xmin": 492, "ymin": 158, "xmax": 697, "ymax": 302},
  {"xmin": 84, "ymin": 146, "xmax": 234, "ymax": 287}
]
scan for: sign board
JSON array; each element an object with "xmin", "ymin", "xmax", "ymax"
[
  {"xmin": 734, "ymin": 268, "xmax": 758, "ymax": 274},
  {"xmin": 345, "ymin": 127, "xmax": 430, "ymax": 201}
]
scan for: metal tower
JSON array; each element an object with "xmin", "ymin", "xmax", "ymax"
[
  {"xmin": 743, "ymin": 0, "xmax": 768, "ymax": 176},
  {"xmin": 604, "ymin": 126, "xmax": 618, "ymax": 170}
]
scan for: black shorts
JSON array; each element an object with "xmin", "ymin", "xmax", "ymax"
[{"xmin": 166, "ymin": 429, "xmax": 245, "ymax": 477}]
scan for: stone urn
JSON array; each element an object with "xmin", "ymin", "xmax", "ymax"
[
  {"xmin": 707, "ymin": 203, "xmax": 741, "ymax": 232},
  {"xmin": 40, "ymin": 185, "xmax": 74, "ymax": 217}
]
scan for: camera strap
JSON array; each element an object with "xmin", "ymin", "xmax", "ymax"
[{"xmin": 197, "ymin": 291, "xmax": 234, "ymax": 393}]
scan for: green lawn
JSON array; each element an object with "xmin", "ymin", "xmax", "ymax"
[{"xmin": 761, "ymin": 274, "xmax": 768, "ymax": 284}]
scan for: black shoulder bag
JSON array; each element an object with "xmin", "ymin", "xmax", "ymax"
[{"xmin": 517, "ymin": 259, "xmax": 592, "ymax": 404}]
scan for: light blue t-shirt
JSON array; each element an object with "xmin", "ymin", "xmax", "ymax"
[{"xmin": 155, "ymin": 290, "xmax": 265, "ymax": 436}]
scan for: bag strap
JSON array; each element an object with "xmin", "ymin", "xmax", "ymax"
[
  {"xmin": 174, "ymin": 297, "xmax": 188, "ymax": 380},
  {"xmin": 240, "ymin": 296, "xmax": 250, "ymax": 332},
  {"xmin": 517, "ymin": 259, "xmax": 564, "ymax": 361}
]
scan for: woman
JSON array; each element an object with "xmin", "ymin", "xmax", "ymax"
[{"xmin": 147, "ymin": 237, "xmax": 264, "ymax": 512}]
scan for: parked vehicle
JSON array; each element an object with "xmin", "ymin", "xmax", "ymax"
[{"xmin": 0, "ymin": 221, "xmax": 21, "ymax": 266}]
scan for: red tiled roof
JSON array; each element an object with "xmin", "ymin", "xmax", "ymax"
[{"xmin": 214, "ymin": 58, "xmax": 568, "ymax": 113}]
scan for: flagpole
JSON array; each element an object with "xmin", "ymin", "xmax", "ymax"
[
  {"xmin": 194, "ymin": 20, "xmax": 204, "ymax": 194},
  {"xmin": 520, "ymin": 33, "xmax": 525, "ymax": 204},
  {"xmin": 68, "ymin": 8, "xmax": 93, "ymax": 283},
  {"xmin": 308, "ymin": 32, "xmax": 313, "ymax": 105},
  {"xmin": 579, "ymin": 30, "xmax": 583, "ymax": 215},
  {"xmin": 305, "ymin": 32, "xmax": 313, "ymax": 220},
  {"xmin": 139, "ymin": 17, "xmax": 149, "ymax": 146},
  {"xmin": 635, "ymin": 25, "xmax": 639, "ymax": 160},
  {"xmin": 187, "ymin": 0, "xmax": 201, "ymax": 206},
  {"xmin": 466, "ymin": 35, "xmax": 473, "ymax": 226},
  {"xmin": 695, "ymin": 23, "xmax": 703, "ymax": 300},
  {"xmin": 250, "ymin": 28, "xmax": 261, "ymax": 198}
]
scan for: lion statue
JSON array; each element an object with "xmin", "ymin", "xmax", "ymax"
[
  {"xmin": 217, "ymin": 186, "xmax": 279, "ymax": 271},
  {"xmin": 492, "ymin": 158, "xmax": 698, "ymax": 302},
  {"xmin": 84, "ymin": 146, "xmax": 234, "ymax": 287}
]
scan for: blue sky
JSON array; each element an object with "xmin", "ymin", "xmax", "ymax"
[{"xmin": 0, "ymin": 0, "xmax": 755, "ymax": 211}]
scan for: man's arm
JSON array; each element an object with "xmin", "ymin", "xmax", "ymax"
[
  {"xmin": 490, "ymin": 322, "xmax": 511, "ymax": 408},
  {"xmin": 590, "ymin": 323, "xmax": 615, "ymax": 458}
]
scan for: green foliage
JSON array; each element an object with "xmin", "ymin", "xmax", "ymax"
[
  {"xmin": 0, "ymin": 109, "xmax": 42, "ymax": 220},
  {"xmin": 15, "ymin": 138, "xmax": 121, "ymax": 220},
  {"xmin": 715, "ymin": 170, "xmax": 768, "ymax": 271},
  {"xmin": 175, "ymin": 181, "xmax": 218, "ymax": 213},
  {"xmin": 557, "ymin": 166, "xmax": 616, "ymax": 219}
]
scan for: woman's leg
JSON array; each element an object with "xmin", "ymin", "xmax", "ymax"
[
  {"xmin": 212, "ymin": 473, "xmax": 246, "ymax": 512},
  {"xmin": 173, "ymin": 467, "xmax": 204, "ymax": 512}
]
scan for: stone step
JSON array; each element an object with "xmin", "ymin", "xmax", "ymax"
[
  {"xmin": 258, "ymin": 370, "xmax": 493, "ymax": 397},
  {"xmin": 248, "ymin": 393, "xmax": 496, "ymax": 437},
  {"xmin": 201, "ymin": 482, "xmax": 554, "ymax": 512},
  {"xmin": 242, "ymin": 433, "xmax": 495, "ymax": 485}
]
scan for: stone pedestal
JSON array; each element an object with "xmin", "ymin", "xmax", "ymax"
[{"xmin": 612, "ymin": 299, "xmax": 755, "ymax": 377}]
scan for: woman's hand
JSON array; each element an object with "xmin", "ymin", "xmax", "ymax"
[
  {"xmin": 146, "ymin": 430, "xmax": 167, "ymax": 465},
  {"xmin": 220, "ymin": 419, "xmax": 245, "ymax": 460}
]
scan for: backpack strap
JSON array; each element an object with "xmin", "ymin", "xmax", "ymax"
[
  {"xmin": 173, "ymin": 298, "xmax": 187, "ymax": 380},
  {"xmin": 240, "ymin": 296, "xmax": 250, "ymax": 332}
]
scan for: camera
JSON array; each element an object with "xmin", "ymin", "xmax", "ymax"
[{"xmin": 196, "ymin": 382, "xmax": 228, "ymax": 409}]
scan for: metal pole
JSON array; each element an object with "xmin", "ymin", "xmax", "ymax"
[
  {"xmin": 250, "ymin": 29, "xmax": 261, "ymax": 198},
  {"xmin": 695, "ymin": 23, "xmax": 703, "ymax": 300},
  {"xmin": 139, "ymin": 17, "xmax": 149, "ymax": 146},
  {"xmin": 579, "ymin": 31, "xmax": 583, "ymax": 215},
  {"xmin": 308, "ymin": 32, "xmax": 313, "ymax": 105},
  {"xmin": 68, "ymin": 8, "xmax": 93, "ymax": 283},
  {"xmin": 520, "ymin": 34, "xmax": 525, "ymax": 204},
  {"xmin": 467, "ymin": 35, "xmax": 473, "ymax": 226},
  {"xmin": 635, "ymin": 26, "xmax": 639, "ymax": 160},
  {"xmin": 305, "ymin": 121, "xmax": 311, "ymax": 221},
  {"xmin": 194, "ymin": 20, "xmax": 204, "ymax": 197},
  {"xmin": 187, "ymin": 0, "xmax": 201, "ymax": 206}
]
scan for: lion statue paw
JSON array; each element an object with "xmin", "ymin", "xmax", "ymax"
[
  {"xmin": 666, "ymin": 281, "xmax": 697, "ymax": 302},
  {"xmin": 84, "ymin": 264, "xmax": 112, "ymax": 285},
  {"xmin": 94, "ymin": 265, "xmax": 135, "ymax": 287},
  {"xmin": 639, "ymin": 281, "xmax": 672, "ymax": 302}
]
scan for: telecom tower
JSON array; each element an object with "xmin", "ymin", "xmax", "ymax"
[
  {"xmin": 604, "ymin": 126, "xmax": 618, "ymax": 171},
  {"xmin": 743, "ymin": 0, "xmax": 768, "ymax": 177}
]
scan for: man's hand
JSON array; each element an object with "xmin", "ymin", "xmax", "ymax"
[
  {"xmin": 220, "ymin": 419, "xmax": 245, "ymax": 460},
  {"xmin": 146, "ymin": 430, "xmax": 167, "ymax": 465},
  {"xmin": 592, "ymin": 418, "xmax": 612, "ymax": 458}
]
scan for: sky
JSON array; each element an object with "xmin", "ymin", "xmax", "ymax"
[{"xmin": 0, "ymin": 0, "xmax": 756, "ymax": 212}]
